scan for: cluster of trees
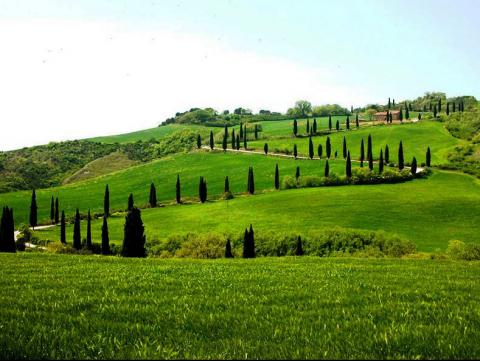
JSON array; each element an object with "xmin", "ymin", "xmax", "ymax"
[{"xmin": 287, "ymin": 101, "xmax": 351, "ymax": 118}]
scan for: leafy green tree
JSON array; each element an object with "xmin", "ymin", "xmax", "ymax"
[
  {"xmin": 197, "ymin": 134, "xmax": 202, "ymax": 149},
  {"xmin": 104, "ymin": 184, "xmax": 110, "ymax": 217},
  {"xmin": 225, "ymin": 239, "xmax": 234, "ymax": 258},
  {"xmin": 398, "ymin": 141, "xmax": 404, "ymax": 170},
  {"xmin": 379, "ymin": 149, "xmax": 384, "ymax": 174},
  {"xmin": 121, "ymin": 207, "xmax": 146, "ymax": 258},
  {"xmin": 86, "ymin": 209, "xmax": 92, "ymax": 250},
  {"xmin": 295, "ymin": 236, "xmax": 304, "ymax": 256},
  {"xmin": 29, "ymin": 189, "xmax": 37, "ymax": 229},
  {"xmin": 50, "ymin": 196, "xmax": 54, "ymax": 223},
  {"xmin": 426, "ymin": 147, "xmax": 431, "ymax": 167},
  {"xmin": 293, "ymin": 119, "xmax": 298, "ymax": 136},
  {"xmin": 294, "ymin": 144, "xmax": 298, "ymax": 159},
  {"xmin": 60, "ymin": 210, "xmax": 66, "ymax": 244},
  {"xmin": 326, "ymin": 137, "xmax": 331, "ymax": 159},
  {"xmin": 294, "ymin": 100, "xmax": 312, "ymax": 117},
  {"xmin": 101, "ymin": 215, "xmax": 110, "ymax": 255},
  {"xmin": 275, "ymin": 164, "xmax": 280, "ymax": 190},
  {"xmin": 54, "ymin": 197, "xmax": 59, "ymax": 224},
  {"xmin": 209, "ymin": 130, "xmax": 214, "ymax": 150},
  {"xmin": 346, "ymin": 151, "xmax": 352, "ymax": 178},
  {"xmin": 128, "ymin": 193, "xmax": 134, "ymax": 211},
  {"xmin": 73, "ymin": 208, "xmax": 81, "ymax": 250},
  {"xmin": 308, "ymin": 136, "xmax": 314, "ymax": 159},
  {"xmin": 324, "ymin": 160, "xmax": 330, "ymax": 177},
  {"xmin": 264, "ymin": 143, "xmax": 268, "ymax": 155},
  {"xmin": 176, "ymin": 175, "xmax": 181, "ymax": 204},
  {"xmin": 149, "ymin": 183, "xmax": 157, "ymax": 208},
  {"xmin": 318, "ymin": 144, "xmax": 323, "ymax": 159},
  {"xmin": 342, "ymin": 137, "xmax": 347, "ymax": 159}
]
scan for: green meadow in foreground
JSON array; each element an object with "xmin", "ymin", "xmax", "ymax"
[
  {"xmin": 0, "ymin": 253, "xmax": 478, "ymax": 360},
  {"xmin": 38, "ymin": 170, "xmax": 480, "ymax": 252}
]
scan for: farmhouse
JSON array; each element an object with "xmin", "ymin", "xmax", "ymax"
[{"xmin": 374, "ymin": 110, "xmax": 400, "ymax": 121}]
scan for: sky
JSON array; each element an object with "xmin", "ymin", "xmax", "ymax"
[{"xmin": 0, "ymin": 0, "xmax": 479, "ymax": 150}]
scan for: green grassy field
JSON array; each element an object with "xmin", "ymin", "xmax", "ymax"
[
  {"xmin": 0, "ymin": 253, "xmax": 478, "ymax": 359},
  {"xmin": 0, "ymin": 151, "xmax": 353, "ymax": 225},
  {"xmin": 248, "ymin": 120, "xmax": 463, "ymax": 165},
  {"xmin": 38, "ymin": 170, "xmax": 480, "ymax": 252}
]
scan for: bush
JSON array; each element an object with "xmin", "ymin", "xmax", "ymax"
[
  {"xmin": 175, "ymin": 233, "xmax": 226, "ymax": 259},
  {"xmin": 446, "ymin": 240, "xmax": 480, "ymax": 260}
]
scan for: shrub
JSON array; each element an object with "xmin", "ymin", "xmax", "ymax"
[
  {"xmin": 446, "ymin": 240, "xmax": 480, "ymax": 260},
  {"xmin": 176, "ymin": 233, "xmax": 226, "ymax": 259}
]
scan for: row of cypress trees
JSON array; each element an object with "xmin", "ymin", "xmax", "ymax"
[{"xmin": 293, "ymin": 115, "xmax": 360, "ymax": 137}]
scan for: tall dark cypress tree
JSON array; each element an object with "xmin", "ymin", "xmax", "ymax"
[
  {"xmin": 0, "ymin": 207, "xmax": 15, "ymax": 253},
  {"xmin": 293, "ymin": 144, "xmax": 298, "ymax": 159},
  {"xmin": 385, "ymin": 145, "xmax": 390, "ymax": 164},
  {"xmin": 326, "ymin": 137, "xmax": 331, "ymax": 159},
  {"xmin": 60, "ymin": 210, "xmax": 66, "ymax": 244},
  {"xmin": 240, "ymin": 122, "xmax": 244, "ymax": 139},
  {"xmin": 433, "ymin": 105, "xmax": 437, "ymax": 118},
  {"xmin": 368, "ymin": 152, "xmax": 373, "ymax": 171},
  {"xmin": 222, "ymin": 134, "xmax": 227, "ymax": 152},
  {"xmin": 121, "ymin": 207, "xmax": 146, "ymax": 258},
  {"xmin": 399, "ymin": 108, "xmax": 403, "ymax": 122},
  {"xmin": 73, "ymin": 208, "xmax": 81, "ymax": 250},
  {"xmin": 452, "ymin": 102, "xmax": 456, "ymax": 112},
  {"xmin": 197, "ymin": 134, "xmax": 202, "ymax": 149},
  {"xmin": 199, "ymin": 177, "xmax": 207, "ymax": 203},
  {"xmin": 318, "ymin": 144, "xmax": 323, "ymax": 159},
  {"xmin": 306, "ymin": 119, "xmax": 310, "ymax": 134},
  {"xmin": 398, "ymin": 141, "xmax": 404, "ymax": 170},
  {"xmin": 293, "ymin": 119, "xmax": 298, "ymax": 136},
  {"xmin": 379, "ymin": 149, "xmax": 384, "ymax": 174},
  {"xmin": 360, "ymin": 139, "xmax": 365, "ymax": 167},
  {"xmin": 101, "ymin": 215, "xmax": 110, "ymax": 255},
  {"xmin": 247, "ymin": 167, "xmax": 255, "ymax": 194},
  {"xmin": 308, "ymin": 136, "xmax": 314, "ymax": 159},
  {"xmin": 346, "ymin": 115, "xmax": 350, "ymax": 130},
  {"xmin": 236, "ymin": 134, "xmax": 240, "ymax": 150},
  {"xmin": 54, "ymin": 197, "xmax": 59, "ymax": 224},
  {"xmin": 405, "ymin": 103, "xmax": 410, "ymax": 119},
  {"xmin": 411, "ymin": 157, "xmax": 417, "ymax": 175},
  {"xmin": 356, "ymin": 113, "xmax": 359, "ymax": 128},
  {"xmin": 231, "ymin": 129, "xmax": 236, "ymax": 149},
  {"xmin": 243, "ymin": 132, "xmax": 247, "ymax": 149},
  {"xmin": 295, "ymin": 166, "xmax": 300, "ymax": 181},
  {"xmin": 295, "ymin": 236, "xmax": 304, "ymax": 256},
  {"xmin": 86, "ymin": 209, "xmax": 92, "ymax": 250},
  {"xmin": 224, "ymin": 124, "xmax": 228, "ymax": 140},
  {"xmin": 225, "ymin": 239, "xmax": 234, "ymax": 258},
  {"xmin": 149, "ymin": 183, "xmax": 157, "ymax": 208},
  {"xmin": 438, "ymin": 98, "xmax": 442, "ymax": 112},
  {"xmin": 324, "ymin": 160, "xmax": 330, "ymax": 177},
  {"xmin": 209, "ymin": 130, "xmax": 214, "ymax": 150},
  {"xmin": 242, "ymin": 225, "xmax": 255, "ymax": 259},
  {"xmin": 128, "ymin": 193, "xmax": 134, "ymax": 211},
  {"xmin": 446, "ymin": 102, "xmax": 450, "ymax": 116},
  {"xmin": 29, "ymin": 189, "xmax": 37, "ymax": 229},
  {"xmin": 104, "ymin": 184, "xmax": 110, "ymax": 217},
  {"xmin": 254, "ymin": 124, "xmax": 258, "ymax": 140},
  {"xmin": 367, "ymin": 134, "xmax": 372, "ymax": 160},
  {"xmin": 176, "ymin": 175, "xmax": 181, "ymax": 204},
  {"xmin": 50, "ymin": 196, "xmax": 55, "ymax": 223},
  {"xmin": 342, "ymin": 137, "xmax": 347, "ymax": 159},
  {"xmin": 328, "ymin": 115, "xmax": 332, "ymax": 131},
  {"xmin": 313, "ymin": 118, "xmax": 317, "ymax": 134},
  {"xmin": 388, "ymin": 97, "xmax": 391, "ymax": 109},
  {"xmin": 274, "ymin": 164, "xmax": 280, "ymax": 190},
  {"xmin": 224, "ymin": 176, "xmax": 230, "ymax": 193},
  {"xmin": 346, "ymin": 151, "xmax": 352, "ymax": 178},
  {"xmin": 426, "ymin": 147, "xmax": 431, "ymax": 167},
  {"xmin": 264, "ymin": 143, "xmax": 268, "ymax": 155},
  {"xmin": 336, "ymin": 120, "xmax": 340, "ymax": 131}
]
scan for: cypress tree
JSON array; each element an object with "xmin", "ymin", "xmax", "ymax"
[
  {"xmin": 149, "ymin": 182, "xmax": 157, "ymax": 208},
  {"xmin": 433, "ymin": 105, "xmax": 437, "ymax": 118},
  {"xmin": 393, "ymin": 99, "xmax": 395, "ymax": 107},
  {"xmin": 446, "ymin": 102, "xmax": 450, "ymax": 116},
  {"xmin": 385, "ymin": 145, "xmax": 390, "ymax": 164},
  {"xmin": 328, "ymin": 115, "xmax": 332, "ymax": 131},
  {"xmin": 54, "ymin": 197, "xmax": 59, "ymax": 224},
  {"xmin": 379, "ymin": 149, "xmax": 384, "ymax": 174},
  {"xmin": 360, "ymin": 139, "xmax": 365, "ymax": 167},
  {"xmin": 452, "ymin": 102, "xmax": 456, "ymax": 112},
  {"xmin": 346, "ymin": 151, "xmax": 352, "ymax": 178},
  {"xmin": 423, "ymin": 104, "xmax": 427, "ymax": 112},
  {"xmin": 73, "ymin": 208, "xmax": 81, "ymax": 250},
  {"xmin": 426, "ymin": 147, "xmax": 431, "ymax": 167},
  {"xmin": 50, "ymin": 196, "xmax": 54, "ymax": 223},
  {"xmin": 231, "ymin": 129, "xmax": 236, "ymax": 149},
  {"xmin": 197, "ymin": 134, "xmax": 202, "ymax": 149},
  {"xmin": 128, "ymin": 193, "xmax": 134, "ymax": 211},
  {"xmin": 209, "ymin": 130, "xmax": 214, "ymax": 150},
  {"xmin": 295, "ymin": 166, "xmax": 300, "ymax": 181},
  {"xmin": 389, "ymin": 112, "xmax": 393, "ymax": 123},
  {"xmin": 224, "ymin": 124, "xmax": 228, "ymax": 140},
  {"xmin": 386, "ymin": 110, "xmax": 390, "ymax": 123},
  {"xmin": 86, "ymin": 209, "xmax": 92, "ymax": 250},
  {"xmin": 254, "ymin": 124, "xmax": 258, "ymax": 140},
  {"xmin": 318, "ymin": 144, "xmax": 323, "ymax": 159},
  {"xmin": 225, "ymin": 239, "xmax": 234, "ymax": 258},
  {"xmin": 336, "ymin": 120, "xmax": 340, "ymax": 131},
  {"xmin": 247, "ymin": 167, "xmax": 255, "ymax": 194},
  {"xmin": 222, "ymin": 134, "xmax": 227, "ymax": 152},
  {"xmin": 334, "ymin": 150, "xmax": 338, "ymax": 159},
  {"xmin": 121, "ymin": 207, "xmax": 146, "ymax": 258},
  {"xmin": 306, "ymin": 119, "xmax": 310, "ymax": 134},
  {"xmin": 367, "ymin": 134, "xmax": 372, "ymax": 160},
  {"xmin": 313, "ymin": 118, "xmax": 317, "ymax": 134},
  {"xmin": 399, "ymin": 108, "xmax": 403, "ymax": 121},
  {"xmin": 368, "ymin": 152, "xmax": 373, "ymax": 171},
  {"xmin": 326, "ymin": 137, "xmax": 331, "ymax": 159},
  {"xmin": 243, "ymin": 132, "xmax": 247, "ymax": 149},
  {"xmin": 308, "ymin": 136, "xmax": 314, "ymax": 159},
  {"xmin": 342, "ymin": 137, "xmax": 347, "ymax": 159},
  {"xmin": 101, "ymin": 215, "xmax": 110, "ymax": 255},
  {"xmin": 29, "ymin": 189, "xmax": 37, "ymax": 229},
  {"xmin": 293, "ymin": 144, "xmax": 298, "ymax": 159},
  {"xmin": 324, "ymin": 160, "xmax": 330, "ymax": 177},
  {"xmin": 438, "ymin": 99, "xmax": 442, "ymax": 112},
  {"xmin": 240, "ymin": 122, "xmax": 244, "ymax": 139},
  {"xmin": 104, "ymin": 184, "xmax": 110, "ymax": 217},
  {"xmin": 405, "ymin": 103, "xmax": 410, "ymax": 119},
  {"xmin": 224, "ymin": 176, "xmax": 230, "ymax": 193},
  {"xmin": 199, "ymin": 177, "xmax": 207, "ymax": 203},
  {"xmin": 346, "ymin": 115, "xmax": 350, "ymax": 130},
  {"xmin": 295, "ymin": 236, "xmax": 304, "ymax": 256},
  {"xmin": 176, "ymin": 175, "xmax": 181, "ymax": 204},
  {"xmin": 0, "ymin": 207, "xmax": 15, "ymax": 253},
  {"xmin": 388, "ymin": 97, "xmax": 391, "ymax": 109},
  {"xmin": 264, "ymin": 143, "xmax": 268, "ymax": 155},
  {"xmin": 242, "ymin": 224, "xmax": 255, "ymax": 259},
  {"xmin": 293, "ymin": 119, "xmax": 298, "ymax": 136},
  {"xmin": 355, "ymin": 113, "xmax": 359, "ymax": 128},
  {"xmin": 275, "ymin": 164, "xmax": 280, "ymax": 190},
  {"xmin": 60, "ymin": 210, "xmax": 66, "ymax": 244},
  {"xmin": 418, "ymin": 113, "xmax": 422, "ymax": 121},
  {"xmin": 236, "ymin": 134, "xmax": 240, "ymax": 150},
  {"xmin": 411, "ymin": 157, "xmax": 417, "ymax": 175},
  {"xmin": 398, "ymin": 141, "xmax": 404, "ymax": 170}
]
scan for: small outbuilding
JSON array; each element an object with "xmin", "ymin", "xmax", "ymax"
[{"xmin": 374, "ymin": 110, "xmax": 400, "ymax": 122}]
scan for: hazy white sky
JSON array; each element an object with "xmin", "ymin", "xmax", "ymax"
[{"xmin": 0, "ymin": 0, "xmax": 479, "ymax": 151}]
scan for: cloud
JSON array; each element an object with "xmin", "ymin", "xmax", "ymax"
[{"xmin": 0, "ymin": 19, "xmax": 371, "ymax": 150}]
